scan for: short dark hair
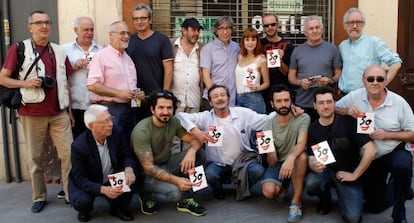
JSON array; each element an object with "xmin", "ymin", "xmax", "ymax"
[
  {"xmin": 313, "ymin": 86, "xmax": 335, "ymax": 102},
  {"xmin": 28, "ymin": 10, "xmax": 47, "ymax": 24},
  {"xmin": 269, "ymin": 84, "xmax": 292, "ymax": 101},
  {"xmin": 207, "ymin": 85, "xmax": 230, "ymax": 101},
  {"xmin": 150, "ymin": 90, "xmax": 179, "ymax": 112}
]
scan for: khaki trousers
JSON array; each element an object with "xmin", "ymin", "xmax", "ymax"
[{"xmin": 20, "ymin": 111, "xmax": 73, "ymax": 202}]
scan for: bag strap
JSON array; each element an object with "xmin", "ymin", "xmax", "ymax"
[{"xmin": 22, "ymin": 42, "xmax": 49, "ymax": 81}]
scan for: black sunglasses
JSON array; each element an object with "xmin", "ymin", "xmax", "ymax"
[
  {"xmin": 263, "ymin": 23, "xmax": 277, "ymax": 28},
  {"xmin": 366, "ymin": 76, "xmax": 385, "ymax": 83},
  {"xmin": 156, "ymin": 91, "xmax": 174, "ymax": 98}
]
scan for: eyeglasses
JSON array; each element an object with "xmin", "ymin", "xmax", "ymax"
[
  {"xmin": 30, "ymin": 20, "xmax": 52, "ymax": 26},
  {"xmin": 94, "ymin": 116, "xmax": 114, "ymax": 125},
  {"xmin": 263, "ymin": 22, "xmax": 277, "ymax": 28},
  {"xmin": 111, "ymin": 31, "xmax": 130, "ymax": 36},
  {"xmin": 217, "ymin": 26, "xmax": 232, "ymax": 31},
  {"xmin": 345, "ymin": 20, "xmax": 365, "ymax": 27},
  {"xmin": 132, "ymin": 16, "xmax": 149, "ymax": 21},
  {"xmin": 366, "ymin": 76, "xmax": 385, "ymax": 83}
]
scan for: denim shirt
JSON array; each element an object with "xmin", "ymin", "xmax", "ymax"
[{"xmin": 338, "ymin": 35, "xmax": 402, "ymax": 93}]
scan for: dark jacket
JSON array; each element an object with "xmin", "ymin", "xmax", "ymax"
[{"xmin": 69, "ymin": 126, "xmax": 136, "ymax": 196}]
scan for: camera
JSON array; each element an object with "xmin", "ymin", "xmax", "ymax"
[{"xmin": 39, "ymin": 75, "xmax": 56, "ymax": 89}]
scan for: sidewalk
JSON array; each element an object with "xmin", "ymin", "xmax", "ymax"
[{"xmin": 0, "ymin": 181, "xmax": 412, "ymax": 223}]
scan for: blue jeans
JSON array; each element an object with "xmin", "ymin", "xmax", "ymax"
[
  {"xmin": 362, "ymin": 144, "xmax": 412, "ymax": 222},
  {"xmin": 306, "ymin": 169, "xmax": 363, "ymax": 223},
  {"xmin": 236, "ymin": 92, "xmax": 266, "ymax": 114},
  {"xmin": 205, "ymin": 161, "xmax": 264, "ymax": 193}
]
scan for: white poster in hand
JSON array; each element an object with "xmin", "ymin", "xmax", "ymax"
[
  {"xmin": 311, "ymin": 141, "xmax": 336, "ymax": 165},
  {"xmin": 188, "ymin": 165, "xmax": 208, "ymax": 192},
  {"xmin": 243, "ymin": 67, "xmax": 257, "ymax": 86},
  {"xmin": 357, "ymin": 112, "xmax": 375, "ymax": 134},
  {"xmin": 208, "ymin": 126, "xmax": 223, "ymax": 147},
  {"xmin": 108, "ymin": 171, "xmax": 131, "ymax": 192},
  {"xmin": 256, "ymin": 130, "xmax": 275, "ymax": 154},
  {"xmin": 266, "ymin": 49, "xmax": 281, "ymax": 68}
]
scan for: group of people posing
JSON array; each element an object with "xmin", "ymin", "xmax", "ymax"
[{"xmin": 0, "ymin": 3, "xmax": 411, "ymax": 223}]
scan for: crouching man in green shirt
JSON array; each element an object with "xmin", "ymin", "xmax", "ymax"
[{"xmin": 131, "ymin": 90, "xmax": 207, "ymax": 217}]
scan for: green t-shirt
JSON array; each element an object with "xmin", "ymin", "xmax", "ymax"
[
  {"xmin": 131, "ymin": 116, "xmax": 187, "ymax": 164},
  {"xmin": 263, "ymin": 113, "xmax": 310, "ymax": 161}
]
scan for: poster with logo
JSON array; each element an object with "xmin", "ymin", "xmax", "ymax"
[
  {"xmin": 208, "ymin": 125, "xmax": 223, "ymax": 147},
  {"xmin": 311, "ymin": 141, "xmax": 336, "ymax": 165},
  {"xmin": 256, "ymin": 130, "xmax": 275, "ymax": 154},
  {"xmin": 357, "ymin": 112, "xmax": 375, "ymax": 134},
  {"xmin": 266, "ymin": 49, "xmax": 281, "ymax": 68},
  {"xmin": 108, "ymin": 171, "xmax": 131, "ymax": 192},
  {"xmin": 243, "ymin": 67, "xmax": 257, "ymax": 85},
  {"xmin": 188, "ymin": 165, "xmax": 208, "ymax": 192}
]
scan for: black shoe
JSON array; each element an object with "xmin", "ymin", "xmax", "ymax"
[
  {"xmin": 77, "ymin": 211, "xmax": 91, "ymax": 222},
  {"xmin": 214, "ymin": 189, "xmax": 226, "ymax": 200},
  {"xmin": 110, "ymin": 207, "xmax": 133, "ymax": 221},
  {"xmin": 31, "ymin": 201, "xmax": 46, "ymax": 213},
  {"xmin": 316, "ymin": 197, "xmax": 331, "ymax": 215},
  {"xmin": 65, "ymin": 199, "xmax": 71, "ymax": 204},
  {"xmin": 176, "ymin": 198, "xmax": 207, "ymax": 216},
  {"xmin": 138, "ymin": 194, "xmax": 158, "ymax": 215},
  {"xmin": 57, "ymin": 190, "xmax": 65, "ymax": 199},
  {"xmin": 393, "ymin": 219, "xmax": 407, "ymax": 223}
]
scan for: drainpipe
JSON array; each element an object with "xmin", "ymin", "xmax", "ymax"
[
  {"xmin": 10, "ymin": 109, "xmax": 21, "ymax": 182},
  {"xmin": 1, "ymin": 0, "xmax": 12, "ymax": 183},
  {"xmin": 2, "ymin": 0, "xmax": 21, "ymax": 183}
]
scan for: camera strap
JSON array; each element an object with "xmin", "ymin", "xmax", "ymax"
[{"xmin": 25, "ymin": 43, "xmax": 49, "ymax": 81}]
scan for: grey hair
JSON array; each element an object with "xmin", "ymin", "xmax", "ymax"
[
  {"xmin": 74, "ymin": 16, "xmax": 94, "ymax": 28},
  {"xmin": 213, "ymin": 16, "xmax": 234, "ymax": 36},
  {"xmin": 84, "ymin": 104, "xmax": 109, "ymax": 128},
  {"xmin": 132, "ymin": 3, "xmax": 153, "ymax": 19},
  {"xmin": 109, "ymin": 21, "xmax": 127, "ymax": 32},
  {"xmin": 304, "ymin": 15, "xmax": 323, "ymax": 30},
  {"xmin": 28, "ymin": 10, "xmax": 47, "ymax": 24},
  {"xmin": 343, "ymin": 7, "xmax": 366, "ymax": 23}
]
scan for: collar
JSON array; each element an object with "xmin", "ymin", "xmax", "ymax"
[
  {"xmin": 108, "ymin": 44, "xmax": 125, "ymax": 56},
  {"xmin": 348, "ymin": 34, "xmax": 365, "ymax": 44}
]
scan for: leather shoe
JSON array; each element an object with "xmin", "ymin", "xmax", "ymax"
[
  {"xmin": 110, "ymin": 207, "xmax": 133, "ymax": 221},
  {"xmin": 77, "ymin": 211, "xmax": 91, "ymax": 222},
  {"xmin": 31, "ymin": 201, "xmax": 46, "ymax": 213},
  {"xmin": 393, "ymin": 219, "xmax": 407, "ymax": 223}
]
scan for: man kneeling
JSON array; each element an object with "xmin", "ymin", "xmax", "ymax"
[{"xmin": 69, "ymin": 104, "xmax": 137, "ymax": 222}]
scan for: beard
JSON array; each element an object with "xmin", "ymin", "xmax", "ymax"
[
  {"xmin": 275, "ymin": 106, "xmax": 291, "ymax": 116},
  {"xmin": 155, "ymin": 114, "xmax": 171, "ymax": 123}
]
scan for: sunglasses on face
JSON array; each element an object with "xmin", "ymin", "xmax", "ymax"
[
  {"xmin": 263, "ymin": 22, "xmax": 277, "ymax": 28},
  {"xmin": 366, "ymin": 76, "xmax": 385, "ymax": 83}
]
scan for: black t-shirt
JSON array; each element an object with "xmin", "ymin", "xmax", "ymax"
[
  {"xmin": 307, "ymin": 115, "xmax": 371, "ymax": 172},
  {"xmin": 260, "ymin": 37, "xmax": 294, "ymax": 88}
]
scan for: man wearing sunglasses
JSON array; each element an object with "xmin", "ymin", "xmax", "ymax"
[
  {"xmin": 338, "ymin": 8, "xmax": 402, "ymax": 96},
  {"xmin": 260, "ymin": 13, "xmax": 295, "ymax": 114},
  {"xmin": 335, "ymin": 65, "xmax": 414, "ymax": 223}
]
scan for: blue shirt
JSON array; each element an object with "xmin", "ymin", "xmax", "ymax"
[
  {"xmin": 200, "ymin": 38, "xmax": 240, "ymax": 106},
  {"xmin": 338, "ymin": 35, "xmax": 402, "ymax": 93},
  {"xmin": 63, "ymin": 40, "xmax": 102, "ymax": 109}
]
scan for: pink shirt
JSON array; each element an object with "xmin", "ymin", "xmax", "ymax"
[{"xmin": 87, "ymin": 45, "xmax": 137, "ymax": 103}]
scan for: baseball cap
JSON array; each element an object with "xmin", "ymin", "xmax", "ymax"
[{"xmin": 182, "ymin": 18, "xmax": 204, "ymax": 30}]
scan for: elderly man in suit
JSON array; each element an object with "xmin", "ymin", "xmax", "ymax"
[{"xmin": 69, "ymin": 104, "xmax": 137, "ymax": 222}]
